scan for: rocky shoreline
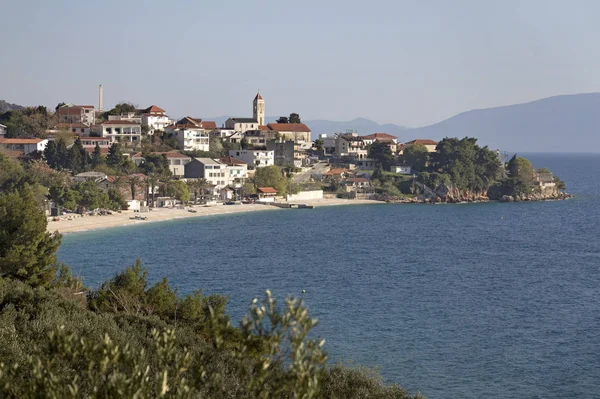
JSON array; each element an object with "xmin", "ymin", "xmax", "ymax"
[{"xmin": 375, "ymin": 191, "xmax": 573, "ymax": 204}]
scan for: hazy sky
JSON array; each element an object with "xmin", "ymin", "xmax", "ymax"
[{"xmin": 2, "ymin": 0, "xmax": 599, "ymax": 127}]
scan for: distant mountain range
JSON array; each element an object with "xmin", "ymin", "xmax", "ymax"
[
  {"xmin": 4, "ymin": 93, "xmax": 600, "ymax": 152},
  {"xmin": 208, "ymin": 93, "xmax": 600, "ymax": 152},
  {"xmin": 407, "ymin": 93, "xmax": 600, "ymax": 152},
  {"xmin": 0, "ymin": 100, "xmax": 24, "ymax": 113}
]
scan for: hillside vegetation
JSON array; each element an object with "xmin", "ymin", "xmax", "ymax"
[{"xmin": 0, "ymin": 153, "xmax": 422, "ymax": 398}]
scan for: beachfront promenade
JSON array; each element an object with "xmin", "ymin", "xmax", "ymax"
[{"xmin": 47, "ymin": 199, "xmax": 381, "ymax": 234}]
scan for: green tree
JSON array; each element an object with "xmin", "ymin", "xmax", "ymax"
[
  {"xmin": 91, "ymin": 143, "xmax": 104, "ymax": 168},
  {"xmin": 368, "ymin": 141, "xmax": 394, "ymax": 170},
  {"xmin": 171, "ymin": 180, "xmax": 190, "ymax": 203},
  {"xmin": 289, "ymin": 113, "xmax": 301, "ymax": 124},
  {"xmin": 314, "ymin": 138, "xmax": 324, "ymax": 152},
  {"xmin": 108, "ymin": 188, "xmax": 128, "ymax": 210},
  {"xmin": 402, "ymin": 144, "xmax": 428, "ymax": 171},
  {"xmin": 254, "ymin": 165, "xmax": 288, "ymax": 195},
  {"xmin": 0, "ymin": 184, "xmax": 62, "ymax": 287},
  {"xmin": 276, "ymin": 116, "xmax": 289, "ymax": 123},
  {"xmin": 106, "ymin": 142, "xmax": 126, "ymax": 170}
]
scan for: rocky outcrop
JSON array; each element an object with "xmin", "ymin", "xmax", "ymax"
[{"xmin": 373, "ymin": 182, "xmax": 572, "ymax": 204}]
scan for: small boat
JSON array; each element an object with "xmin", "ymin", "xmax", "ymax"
[
  {"xmin": 130, "ymin": 215, "xmax": 148, "ymax": 221},
  {"xmin": 188, "ymin": 209, "xmax": 197, "ymax": 213}
]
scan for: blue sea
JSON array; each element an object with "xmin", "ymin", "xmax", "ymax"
[{"xmin": 58, "ymin": 153, "xmax": 600, "ymax": 399}]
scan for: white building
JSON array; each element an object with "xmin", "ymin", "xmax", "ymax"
[
  {"xmin": 175, "ymin": 129, "xmax": 210, "ymax": 152},
  {"xmin": 219, "ymin": 156, "xmax": 248, "ymax": 187},
  {"xmin": 108, "ymin": 113, "xmax": 142, "ymax": 123},
  {"xmin": 100, "ymin": 120, "xmax": 142, "ymax": 143},
  {"xmin": 0, "ymin": 123, "xmax": 7, "ymax": 138},
  {"xmin": 229, "ymin": 149, "xmax": 274, "ymax": 169},
  {"xmin": 0, "ymin": 138, "xmax": 48, "ymax": 154},
  {"xmin": 141, "ymin": 105, "xmax": 172, "ymax": 134},
  {"xmin": 184, "ymin": 158, "xmax": 227, "ymax": 190}
]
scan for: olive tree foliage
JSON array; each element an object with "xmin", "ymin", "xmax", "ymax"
[{"xmin": 0, "ymin": 290, "xmax": 330, "ymax": 399}]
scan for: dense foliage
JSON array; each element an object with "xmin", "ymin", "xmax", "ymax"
[{"xmin": 0, "ymin": 151, "xmax": 421, "ymax": 398}]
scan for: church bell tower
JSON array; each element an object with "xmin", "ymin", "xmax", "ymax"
[{"xmin": 253, "ymin": 90, "xmax": 265, "ymax": 126}]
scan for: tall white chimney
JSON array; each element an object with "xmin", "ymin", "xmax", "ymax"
[{"xmin": 99, "ymin": 84, "xmax": 103, "ymax": 111}]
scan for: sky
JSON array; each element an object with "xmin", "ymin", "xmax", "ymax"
[{"xmin": 2, "ymin": 0, "xmax": 600, "ymax": 127}]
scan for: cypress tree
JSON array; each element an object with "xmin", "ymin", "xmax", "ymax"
[{"xmin": 0, "ymin": 184, "xmax": 62, "ymax": 287}]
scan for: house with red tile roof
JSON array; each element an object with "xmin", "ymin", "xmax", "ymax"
[
  {"xmin": 165, "ymin": 117, "xmax": 213, "ymax": 151},
  {"xmin": 257, "ymin": 187, "xmax": 278, "ymax": 202},
  {"xmin": 266, "ymin": 123, "xmax": 312, "ymax": 148},
  {"xmin": 361, "ymin": 133, "xmax": 398, "ymax": 144},
  {"xmin": 141, "ymin": 105, "xmax": 173, "ymax": 134}
]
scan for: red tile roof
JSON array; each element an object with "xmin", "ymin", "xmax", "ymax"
[
  {"xmin": 219, "ymin": 156, "xmax": 248, "ymax": 166},
  {"xmin": 0, "ymin": 138, "xmax": 45, "ymax": 144},
  {"xmin": 257, "ymin": 187, "xmax": 277, "ymax": 194},
  {"xmin": 143, "ymin": 105, "xmax": 166, "ymax": 114},
  {"xmin": 201, "ymin": 121, "xmax": 217, "ymax": 129},
  {"xmin": 258, "ymin": 125, "xmax": 269, "ymax": 131},
  {"xmin": 405, "ymin": 139, "xmax": 438, "ymax": 146},
  {"xmin": 267, "ymin": 123, "xmax": 311, "ymax": 132},
  {"xmin": 362, "ymin": 133, "xmax": 397, "ymax": 140}
]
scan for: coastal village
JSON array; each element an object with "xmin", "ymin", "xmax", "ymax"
[{"xmin": 0, "ymin": 88, "xmax": 568, "ymax": 230}]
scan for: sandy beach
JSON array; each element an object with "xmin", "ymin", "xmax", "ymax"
[{"xmin": 47, "ymin": 199, "xmax": 382, "ymax": 234}]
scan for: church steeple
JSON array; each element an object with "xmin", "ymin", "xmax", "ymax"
[{"xmin": 253, "ymin": 90, "xmax": 265, "ymax": 125}]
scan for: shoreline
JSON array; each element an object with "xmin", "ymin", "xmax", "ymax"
[{"xmin": 47, "ymin": 199, "xmax": 382, "ymax": 234}]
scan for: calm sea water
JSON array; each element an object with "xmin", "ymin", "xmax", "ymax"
[{"xmin": 58, "ymin": 153, "xmax": 600, "ymax": 399}]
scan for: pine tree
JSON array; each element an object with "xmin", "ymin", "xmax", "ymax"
[
  {"xmin": 44, "ymin": 140, "xmax": 58, "ymax": 168},
  {"xmin": 107, "ymin": 142, "xmax": 124, "ymax": 169},
  {"xmin": 91, "ymin": 143, "xmax": 103, "ymax": 168},
  {"xmin": 0, "ymin": 184, "xmax": 62, "ymax": 287}
]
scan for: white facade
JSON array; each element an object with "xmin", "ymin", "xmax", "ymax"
[
  {"xmin": 229, "ymin": 149, "xmax": 274, "ymax": 169},
  {"xmin": 0, "ymin": 124, "xmax": 7, "ymax": 138},
  {"xmin": 197, "ymin": 158, "xmax": 227, "ymax": 188},
  {"xmin": 108, "ymin": 113, "xmax": 142, "ymax": 123},
  {"xmin": 224, "ymin": 118, "xmax": 259, "ymax": 133},
  {"xmin": 100, "ymin": 121, "xmax": 142, "ymax": 143},
  {"xmin": 390, "ymin": 165, "xmax": 412, "ymax": 175},
  {"xmin": 175, "ymin": 129, "xmax": 210, "ymax": 152},
  {"xmin": 142, "ymin": 114, "xmax": 172, "ymax": 133},
  {"xmin": 0, "ymin": 138, "xmax": 48, "ymax": 154}
]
